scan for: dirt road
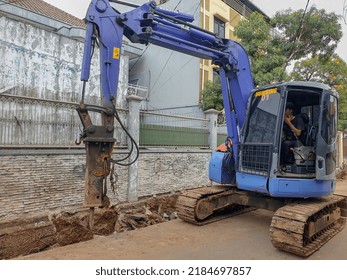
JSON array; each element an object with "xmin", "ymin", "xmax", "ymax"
[{"xmin": 18, "ymin": 180, "xmax": 347, "ymax": 260}]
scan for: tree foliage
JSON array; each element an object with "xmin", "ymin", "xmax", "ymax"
[
  {"xmin": 272, "ymin": 7, "xmax": 342, "ymax": 61},
  {"xmin": 233, "ymin": 7, "xmax": 342, "ymax": 86},
  {"xmin": 201, "ymin": 6, "xmax": 346, "ymax": 128},
  {"xmin": 200, "ymin": 77, "xmax": 223, "ymax": 111},
  {"xmin": 234, "ymin": 12, "xmax": 287, "ymax": 86},
  {"xmin": 291, "ymin": 54, "xmax": 347, "ymax": 130}
]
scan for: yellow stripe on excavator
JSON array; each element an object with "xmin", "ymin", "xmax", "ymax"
[{"xmin": 255, "ymin": 88, "xmax": 278, "ymax": 97}]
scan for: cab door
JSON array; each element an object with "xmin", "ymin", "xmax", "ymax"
[
  {"xmin": 237, "ymin": 87, "xmax": 283, "ymax": 194},
  {"xmin": 315, "ymin": 92, "xmax": 338, "ymax": 180}
]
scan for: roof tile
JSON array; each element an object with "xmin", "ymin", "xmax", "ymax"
[{"xmin": 8, "ymin": 0, "xmax": 85, "ymax": 28}]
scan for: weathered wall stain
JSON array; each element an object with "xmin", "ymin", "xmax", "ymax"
[
  {"xmin": 0, "ymin": 151, "xmax": 211, "ymax": 219},
  {"xmin": 0, "ymin": 13, "xmax": 129, "ymax": 146},
  {"xmin": 154, "ymin": 154, "xmax": 208, "ymax": 178}
]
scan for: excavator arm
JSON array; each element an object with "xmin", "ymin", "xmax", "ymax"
[{"xmin": 78, "ymin": 0, "xmax": 254, "ymax": 208}]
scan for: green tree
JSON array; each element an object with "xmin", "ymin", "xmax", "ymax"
[
  {"xmin": 234, "ymin": 12, "xmax": 287, "ymax": 86},
  {"xmin": 201, "ymin": 7, "xmax": 344, "ymax": 118},
  {"xmin": 272, "ymin": 7, "xmax": 345, "ymax": 128},
  {"xmin": 234, "ymin": 7, "xmax": 342, "ymax": 85},
  {"xmin": 272, "ymin": 7, "xmax": 342, "ymax": 61},
  {"xmin": 200, "ymin": 77, "xmax": 223, "ymax": 111},
  {"xmin": 291, "ymin": 54, "xmax": 347, "ymax": 130}
]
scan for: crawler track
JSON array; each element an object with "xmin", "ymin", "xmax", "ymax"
[
  {"xmin": 270, "ymin": 195, "xmax": 346, "ymax": 257},
  {"xmin": 177, "ymin": 186, "xmax": 347, "ymax": 257},
  {"xmin": 176, "ymin": 186, "xmax": 252, "ymax": 225}
]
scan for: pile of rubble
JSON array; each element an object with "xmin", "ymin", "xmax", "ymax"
[{"xmin": 115, "ymin": 195, "xmax": 178, "ymax": 232}]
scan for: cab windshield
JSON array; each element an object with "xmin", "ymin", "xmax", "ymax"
[{"xmin": 244, "ymin": 89, "xmax": 281, "ymax": 144}]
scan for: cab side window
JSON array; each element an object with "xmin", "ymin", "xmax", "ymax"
[{"xmin": 321, "ymin": 95, "xmax": 337, "ymax": 145}]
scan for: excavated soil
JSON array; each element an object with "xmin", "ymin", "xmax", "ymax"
[
  {"xmin": 0, "ymin": 193, "xmax": 178, "ymax": 259},
  {"xmin": 3, "ymin": 173, "xmax": 347, "ymax": 260}
]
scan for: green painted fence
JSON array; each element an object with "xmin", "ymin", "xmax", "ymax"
[
  {"xmin": 140, "ymin": 124, "xmax": 228, "ymax": 148},
  {"xmin": 217, "ymin": 134, "xmax": 228, "ymax": 146},
  {"xmin": 140, "ymin": 124, "xmax": 209, "ymax": 147}
]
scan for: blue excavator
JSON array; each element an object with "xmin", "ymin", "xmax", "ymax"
[{"xmin": 77, "ymin": 0, "xmax": 347, "ymax": 257}]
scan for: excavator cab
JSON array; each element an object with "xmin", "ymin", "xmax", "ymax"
[
  {"xmin": 211, "ymin": 81, "xmax": 338, "ymax": 198},
  {"xmin": 193, "ymin": 82, "xmax": 344, "ymax": 257}
]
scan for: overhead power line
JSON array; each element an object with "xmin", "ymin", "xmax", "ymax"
[
  {"xmin": 343, "ymin": 0, "xmax": 347, "ymax": 24},
  {"xmin": 279, "ymin": 0, "xmax": 311, "ymax": 81}
]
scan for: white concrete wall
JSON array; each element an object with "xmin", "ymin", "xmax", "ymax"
[
  {"xmin": 0, "ymin": 11, "xmax": 130, "ymax": 146},
  {"xmin": 0, "ymin": 150, "xmax": 211, "ymax": 219},
  {"xmin": 0, "ymin": 12, "xmax": 128, "ymax": 106},
  {"xmin": 0, "ymin": 15, "xmax": 84, "ymax": 101},
  {"xmin": 337, "ymin": 131, "xmax": 345, "ymax": 168}
]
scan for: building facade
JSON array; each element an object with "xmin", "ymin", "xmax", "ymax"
[
  {"xmin": 120, "ymin": 0, "xmax": 266, "ymax": 116},
  {"xmin": 115, "ymin": 0, "xmax": 203, "ymax": 117},
  {"xmin": 199, "ymin": 0, "xmax": 267, "ymax": 94}
]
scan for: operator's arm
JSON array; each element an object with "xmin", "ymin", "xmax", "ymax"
[{"xmin": 284, "ymin": 115, "xmax": 304, "ymax": 137}]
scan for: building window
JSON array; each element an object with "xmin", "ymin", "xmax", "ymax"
[{"xmin": 214, "ymin": 17, "xmax": 225, "ymax": 38}]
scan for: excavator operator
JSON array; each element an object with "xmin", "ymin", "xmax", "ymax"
[{"xmin": 281, "ymin": 102, "xmax": 305, "ymax": 164}]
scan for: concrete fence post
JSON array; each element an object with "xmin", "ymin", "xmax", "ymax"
[
  {"xmin": 126, "ymin": 95, "xmax": 143, "ymax": 202},
  {"xmin": 205, "ymin": 109, "xmax": 219, "ymax": 149},
  {"xmin": 337, "ymin": 131, "xmax": 344, "ymax": 169}
]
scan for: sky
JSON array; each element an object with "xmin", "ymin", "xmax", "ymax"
[{"xmin": 43, "ymin": 0, "xmax": 347, "ymax": 61}]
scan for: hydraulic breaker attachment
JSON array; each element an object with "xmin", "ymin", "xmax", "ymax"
[{"xmin": 76, "ymin": 103, "xmax": 115, "ymax": 208}]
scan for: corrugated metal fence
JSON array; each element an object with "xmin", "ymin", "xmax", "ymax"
[
  {"xmin": 0, "ymin": 94, "xmax": 210, "ymax": 147},
  {"xmin": 0, "ymin": 94, "xmax": 79, "ymax": 145},
  {"xmin": 0, "ymin": 94, "xmax": 129, "ymax": 146}
]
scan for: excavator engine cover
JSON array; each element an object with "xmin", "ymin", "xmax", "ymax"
[{"xmin": 209, "ymin": 151, "xmax": 236, "ymax": 184}]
